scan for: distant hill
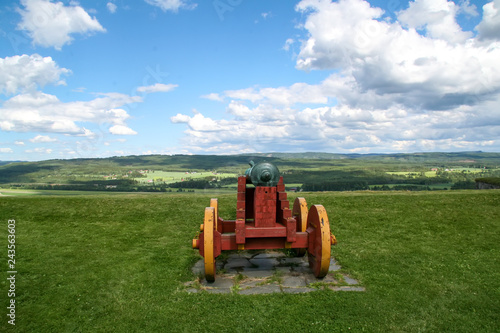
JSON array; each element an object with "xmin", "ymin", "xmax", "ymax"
[
  {"xmin": 0, "ymin": 152, "xmax": 499, "ymax": 190},
  {"xmin": 0, "ymin": 161, "xmax": 24, "ymax": 166}
]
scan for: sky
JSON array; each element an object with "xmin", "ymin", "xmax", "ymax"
[{"xmin": 0, "ymin": 0, "xmax": 499, "ymax": 161}]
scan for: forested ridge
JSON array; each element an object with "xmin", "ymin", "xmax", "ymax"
[{"xmin": 1, "ymin": 152, "xmax": 499, "ymax": 192}]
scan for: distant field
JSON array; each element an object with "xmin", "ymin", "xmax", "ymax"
[
  {"xmin": 386, "ymin": 171, "xmax": 437, "ymax": 177},
  {"xmin": 386, "ymin": 167, "xmax": 488, "ymax": 178},
  {"xmin": 0, "ymin": 188, "xmax": 239, "ymax": 196},
  {"xmin": 133, "ymin": 171, "xmax": 238, "ymax": 184},
  {"xmin": 1, "ymin": 190, "xmax": 498, "ymax": 332},
  {"xmin": 0, "ymin": 189, "xmax": 133, "ymax": 196},
  {"xmin": 1, "ymin": 153, "xmax": 499, "ymax": 193}
]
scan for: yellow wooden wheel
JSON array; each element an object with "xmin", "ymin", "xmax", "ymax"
[
  {"xmin": 307, "ymin": 204, "xmax": 331, "ymax": 278},
  {"xmin": 203, "ymin": 207, "xmax": 216, "ymax": 282},
  {"xmin": 292, "ymin": 197, "xmax": 308, "ymax": 256},
  {"xmin": 210, "ymin": 198, "xmax": 219, "ymax": 232}
]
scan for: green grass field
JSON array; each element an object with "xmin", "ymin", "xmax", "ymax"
[{"xmin": 1, "ymin": 190, "xmax": 499, "ymax": 332}]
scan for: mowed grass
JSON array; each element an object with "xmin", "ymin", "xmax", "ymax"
[{"xmin": 0, "ymin": 190, "xmax": 499, "ymax": 332}]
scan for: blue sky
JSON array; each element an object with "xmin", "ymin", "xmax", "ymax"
[{"xmin": 0, "ymin": 0, "xmax": 499, "ymax": 161}]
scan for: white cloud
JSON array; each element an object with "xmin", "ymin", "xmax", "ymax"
[
  {"xmin": 136, "ymin": 83, "xmax": 178, "ymax": 93},
  {"xmin": 261, "ymin": 12, "xmax": 271, "ymax": 19},
  {"xmin": 30, "ymin": 134, "xmax": 57, "ymax": 143},
  {"xmin": 476, "ymin": 0, "xmax": 500, "ymax": 41},
  {"xmin": 224, "ymin": 87, "xmax": 262, "ymax": 103},
  {"xmin": 81, "ymin": 128, "xmax": 96, "ymax": 138},
  {"xmin": 17, "ymin": 0, "xmax": 106, "ymax": 50},
  {"xmin": 293, "ymin": 0, "xmax": 500, "ymax": 111},
  {"xmin": 458, "ymin": 0, "xmax": 479, "ymax": 17},
  {"xmin": 25, "ymin": 147, "xmax": 52, "ymax": 154},
  {"xmin": 283, "ymin": 38, "xmax": 294, "ymax": 51},
  {"xmin": 225, "ymin": 83, "xmax": 328, "ymax": 106},
  {"xmin": 170, "ymin": 113, "xmax": 191, "ymax": 123},
  {"xmin": 144, "ymin": 0, "xmax": 197, "ymax": 12},
  {"xmin": 14, "ymin": 141, "xmax": 25, "ymax": 145},
  {"xmin": 172, "ymin": 112, "xmax": 224, "ymax": 132},
  {"xmin": 0, "ymin": 148, "xmax": 14, "ymax": 153},
  {"xmin": 201, "ymin": 93, "xmax": 224, "ymax": 102},
  {"xmin": 107, "ymin": 2, "xmax": 117, "ymax": 13},
  {"xmin": 397, "ymin": 0, "xmax": 473, "ymax": 43},
  {"xmin": 171, "ymin": 99, "xmax": 500, "ymax": 154},
  {"xmin": 0, "ymin": 91, "xmax": 141, "ymax": 135},
  {"xmin": 0, "ymin": 54, "xmax": 70, "ymax": 95},
  {"xmin": 171, "ymin": 0, "xmax": 500, "ymax": 154},
  {"xmin": 109, "ymin": 125, "xmax": 137, "ymax": 135},
  {"xmin": 226, "ymin": 100, "xmax": 251, "ymax": 119}
]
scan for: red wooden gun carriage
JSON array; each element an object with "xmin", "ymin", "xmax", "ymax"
[{"xmin": 192, "ymin": 161, "xmax": 337, "ymax": 282}]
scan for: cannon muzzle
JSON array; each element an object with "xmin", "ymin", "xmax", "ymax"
[{"xmin": 245, "ymin": 161, "xmax": 280, "ymax": 187}]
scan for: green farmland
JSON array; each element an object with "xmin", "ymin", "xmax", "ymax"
[
  {"xmin": 133, "ymin": 170, "xmax": 238, "ymax": 184},
  {"xmin": 1, "ymin": 190, "xmax": 499, "ymax": 332},
  {"xmin": 1, "ymin": 152, "xmax": 499, "ymax": 192}
]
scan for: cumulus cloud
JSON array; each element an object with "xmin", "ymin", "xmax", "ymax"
[
  {"xmin": 171, "ymin": 111, "xmax": 224, "ymax": 132},
  {"xmin": 293, "ymin": 0, "xmax": 500, "ymax": 111},
  {"xmin": 171, "ymin": 0, "xmax": 500, "ymax": 154},
  {"xmin": 109, "ymin": 125, "xmax": 137, "ymax": 135},
  {"xmin": 0, "ymin": 54, "xmax": 70, "ymax": 95},
  {"xmin": 476, "ymin": 0, "xmax": 500, "ymax": 41},
  {"xmin": 170, "ymin": 113, "xmax": 191, "ymax": 123},
  {"xmin": 458, "ymin": 0, "xmax": 479, "ymax": 17},
  {"xmin": 30, "ymin": 134, "xmax": 57, "ymax": 143},
  {"xmin": 0, "ymin": 91, "xmax": 141, "ymax": 135},
  {"xmin": 172, "ymin": 100, "xmax": 499, "ymax": 153},
  {"xmin": 107, "ymin": 2, "xmax": 117, "ymax": 13},
  {"xmin": 397, "ymin": 0, "xmax": 473, "ymax": 43},
  {"xmin": 144, "ymin": 0, "xmax": 197, "ymax": 12},
  {"xmin": 0, "ymin": 148, "xmax": 14, "ymax": 153},
  {"xmin": 25, "ymin": 147, "xmax": 52, "ymax": 154},
  {"xmin": 201, "ymin": 93, "xmax": 224, "ymax": 102},
  {"xmin": 136, "ymin": 83, "xmax": 178, "ymax": 93},
  {"xmin": 225, "ymin": 83, "xmax": 328, "ymax": 106},
  {"xmin": 17, "ymin": 0, "xmax": 106, "ymax": 50},
  {"xmin": 283, "ymin": 38, "xmax": 294, "ymax": 51}
]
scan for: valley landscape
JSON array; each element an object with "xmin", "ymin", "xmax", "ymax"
[{"xmin": 1, "ymin": 151, "xmax": 499, "ymax": 194}]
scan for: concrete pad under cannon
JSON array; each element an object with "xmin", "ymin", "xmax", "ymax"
[
  {"xmin": 252, "ymin": 252, "xmax": 285, "ymax": 259},
  {"xmin": 191, "ymin": 260, "xmax": 204, "ymax": 275},
  {"xmin": 282, "ymin": 287, "xmax": 312, "ymax": 294},
  {"xmin": 342, "ymin": 275, "xmax": 360, "ymax": 285},
  {"xmin": 248, "ymin": 258, "xmax": 280, "ymax": 269},
  {"xmin": 242, "ymin": 268, "xmax": 275, "ymax": 278},
  {"xmin": 224, "ymin": 258, "xmax": 253, "ymax": 270},
  {"xmin": 329, "ymin": 258, "xmax": 342, "ymax": 272},
  {"xmin": 280, "ymin": 257, "xmax": 306, "ymax": 266},
  {"xmin": 281, "ymin": 276, "xmax": 307, "ymax": 288},
  {"xmin": 189, "ymin": 252, "xmax": 365, "ymax": 294},
  {"xmin": 201, "ymin": 276, "xmax": 233, "ymax": 288},
  {"xmin": 238, "ymin": 284, "xmax": 281, "ymax": 295}
]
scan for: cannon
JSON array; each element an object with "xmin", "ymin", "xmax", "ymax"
[{"xmin": 192, "ymin": 161, "xmax": 337, "ymax": 282}]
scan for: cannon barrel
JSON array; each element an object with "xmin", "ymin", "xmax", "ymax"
[{"xmin": 244, "ymin": 161, "xmax": 280, "ymax": 187}]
